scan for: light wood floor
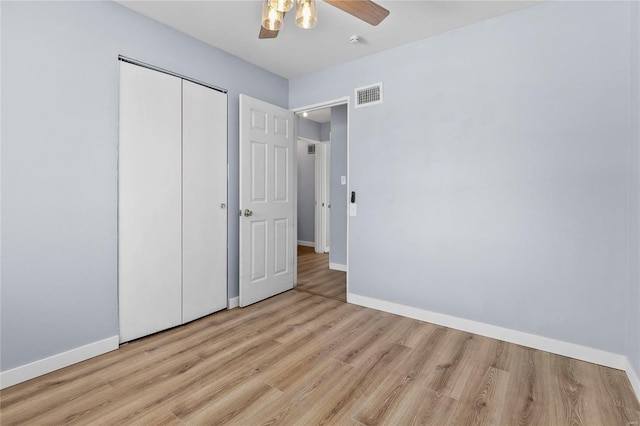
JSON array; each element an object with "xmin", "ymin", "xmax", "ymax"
[
  {"xmin": 1, "ymin": 290, "xmax": 638, "ymax": 425},
  {"xmin": 296, "ymin": 245, "xmax": 346, "ymax": 302}
]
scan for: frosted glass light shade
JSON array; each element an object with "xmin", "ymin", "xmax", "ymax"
[
  {"xmin": 295, "ymin": 0, "xmax": 317, "ymax": 29},
  {"xmin": 262, "ymin": 0, "xmax": 284, "ymax": 31},
  {"xmin": 269, "ymin": 0, "xmax": 294, "ymax": 12}
]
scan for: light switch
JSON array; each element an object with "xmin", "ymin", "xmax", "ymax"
[
  {"xmin": 349, "ymin": 203, "xmax": 357, "ymax": 216},
  {"xmin": 341, "ymin": 176, "xmax": 346, "ymax": 185}
]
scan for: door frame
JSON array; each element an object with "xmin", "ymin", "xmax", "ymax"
[{"xmin": 292, "ymin": 97, "xmax": 350, "ymax": 299}]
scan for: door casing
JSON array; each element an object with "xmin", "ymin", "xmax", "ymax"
[{"xmin": 291, "ymin": 97, "xmax": 350, "ymax": 299}]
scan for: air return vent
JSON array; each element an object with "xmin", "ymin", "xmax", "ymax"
[
  {"xmin": 355, "ymin": 82, "xmax": 383, "ymax": 108},
  {"xmin": 308, "ymin": 144, "xmax": 316, "ymax": 154}
]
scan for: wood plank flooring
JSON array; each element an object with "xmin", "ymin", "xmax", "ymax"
[
  {"xmin": 296, "ymin": 245, "xmax": 346, "ymax": 302},
  {"xmin": 1, "ymin": 290, "xmax": 638, "ymax": 425}
]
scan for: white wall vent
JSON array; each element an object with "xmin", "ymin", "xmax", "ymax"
[{"xmin": 355, "ymin": 83, "xmax": 383, "ymax": 108}]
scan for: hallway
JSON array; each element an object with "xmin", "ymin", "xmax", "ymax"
[{"xmin": 296, "ymin": 246, "xmax": 346, "ymax": 302}]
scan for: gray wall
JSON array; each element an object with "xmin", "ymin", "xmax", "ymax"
[
  {"xmin": 290, "ymin": 1, "xmax": 634, "ymax": 355},
  {"xmin": 297, "ymin": 115, "xmax": 321, "ymax": 141},
  {"xmin": 329, "ymin": 105, "xmax": 348, "ymax": 266},
  {"xmin": 296, "ymin": 117, "xmax": 320, "ymax": 244},
  {"xmin": 1, "ymin": 1, "xmax": 287, "ymax": 372},
  {"xmin": 320, "ymin": 122, "xmax": 331, "ymax": 142},
  {"xmin": 627, "ymin": 1, "xmax": 640, "ymax": 376}
]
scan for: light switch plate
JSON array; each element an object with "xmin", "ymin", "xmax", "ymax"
[
  {"xmin": 349, "ymin": 203, "xmax": 357, "ymax": 216},
  {"xmin": 341, "ymin": 176, "xmax": 346, "ymax": 185}
]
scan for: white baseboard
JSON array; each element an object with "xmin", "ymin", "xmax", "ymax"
[
  {"xmin": 0, "ymin": 335, "xmax": 119, "ymax": 390},
  {"xmin": 228, "ymin": 296, "xmax": 239, "ymax": 309},
  {"xmin": 625, "ymin": 358, "xmax": 640, "ymax": 402},
  {"xmin": 297, "ymin": 240, "xmax": 315, "ymax": 247},
  {"xmin": 329, "ymin": 263, "xmax": 347, "ymax": 272},
  {"xmin": 347, "ymin": 293, "xmax": 627, "ymax": 371}
]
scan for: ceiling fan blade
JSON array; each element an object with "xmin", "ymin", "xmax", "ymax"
[
  {"xmin": 324, "ymin": 0, "xmax": 390, "ymax": 26},
  {"xmin": 259, "ymin": 26, "xmax": 280, "ymax": 39}
]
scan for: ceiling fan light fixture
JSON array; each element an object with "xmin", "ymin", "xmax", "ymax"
[
  {"xmin": 295, "ymin": 0, "xmax": 317, "ymax": 29},
  {"xmin": 262, "ymin": 0, "xmax": 284, "ymax": 31},
  {"xmin": 269, "ymin": 0, "xmax": 294, "ymax": 13}
]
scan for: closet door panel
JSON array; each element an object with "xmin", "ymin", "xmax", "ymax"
[
  {"xmin": 118, "ymin": 62, "xmax": 183, "ymax": 342},
  {"xmin": 182, "ymin": 80, "xmax": 228, "ymax": 323}
]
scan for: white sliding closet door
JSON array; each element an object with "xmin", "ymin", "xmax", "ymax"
[
  {"xmin": 182, "ymin": 80, "xmax": 228, "ymax": 323},
  {"xmin": 118, "ymin": 62, "xmax": 183, "ymax": 343}
]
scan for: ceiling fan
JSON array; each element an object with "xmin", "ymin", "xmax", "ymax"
[{"xmin": 259, "ymin": 0, "xmax": 390, "ymax": 39}]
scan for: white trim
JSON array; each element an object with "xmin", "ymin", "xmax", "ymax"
[
  {"xmin": 292, "ymin": 97, "xmax": 351, "ymax": 294},
  {"xmin": 0, "ymin": 336, "xmax": 119, "ymax": 389},
  {"xmin": 228, "ymin": 296, "xmax": 239, "ymax": 309},
  {"xmin": 291, "ymin": 97, "xmax": 350, "ymax": 114},
  {"xmin": 329, "ymin": 263, "xmax": 348, "ymax": 272},
  {"xmin": 345, "ymin": 100, "xmax": 350, "ymax": 295},
  {"xmin": 297, "ymin": 240, "xmax": 315, "ymax": 247},
  {"xmin": 348, "ymin": 293, "xmax": 627, "ymax": 370},
  {"xmin": 297, "ymin": 136, "xmax": 321, "ymax": 144},
  {"xmin": 625, "ymin": 358, "xmax": 640, "ymax": 402},
  {"xmin": 293, "ymin": 108, "xmax": 298, "ymax": 291}
]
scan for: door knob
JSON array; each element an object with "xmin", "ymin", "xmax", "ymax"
[
  {"xmin": 220, "ymin": 203, "xmax": 226, "ymax": 209},
  {"xmin": 243, "ymin": 209, "xmax": 253, "ymax": 217}
]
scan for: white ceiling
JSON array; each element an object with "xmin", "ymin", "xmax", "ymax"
[
  {"xmin": 300, "ymin": 108, "xmax": 332, "ymax": 123},
  {"xmin": 117, "ymin": 0, "xmax": 541, "ymax": 79}
]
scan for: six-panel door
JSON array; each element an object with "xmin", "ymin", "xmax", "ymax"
[{"xmin": 239, "ymin": 95, "xmax": 295, "ymax": 307}]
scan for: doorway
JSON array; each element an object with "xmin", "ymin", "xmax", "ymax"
[
  {"xmin": 294, "ymin": 101, "xmax": 349, "ymax": 302},
  {"xmin": 296, "ymin": 245, "xmax": 346, "ymax": 301}
]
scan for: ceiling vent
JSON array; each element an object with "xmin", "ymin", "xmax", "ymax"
[{"xmin": 355, "ymin": 82, "xmax": 383, "ymax": 108}]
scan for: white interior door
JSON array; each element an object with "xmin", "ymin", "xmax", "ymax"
[
  {"xmin": 239, "ymin": 95, "xmax": 295, "ymax": 307},
  {"xmin": 323, "ymin": 143, "xmax": 331, "ymax": 253},
  {"xmin": 314, "ymin": 142, "xmax": 331, "ymax": 253},
  {"xmin": 182, "ymin": 80, "xmax": 228, "ymax": 323},
  {"xmin": 118, "ymin": 62, "xmax": 182, "ymax": 342},
  {"xmin": 314, "ymin": 143, "xmax": 323, "ymax": 254}
]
